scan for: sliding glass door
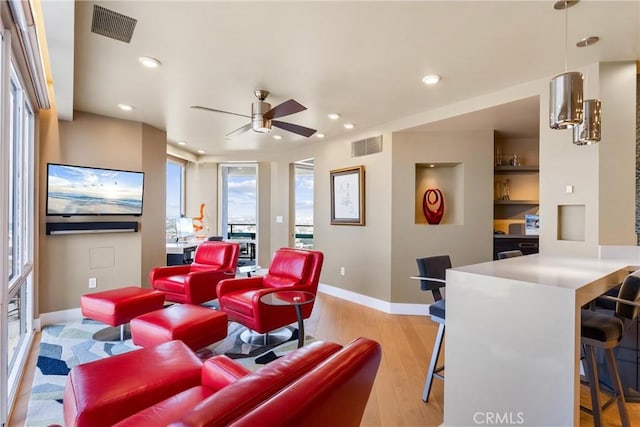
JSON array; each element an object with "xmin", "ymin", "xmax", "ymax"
[
  {"xmin": 220, "ymin": 164, "xmax": 257, "ymax": 265},
  {"xmin": 293, "ymin": 162, "xmax": 314, "ymax": 249}
]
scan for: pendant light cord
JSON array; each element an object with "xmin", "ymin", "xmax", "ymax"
[{"xmin": 564, "ymin": 1, "xmax": 568, "ymax": 72}]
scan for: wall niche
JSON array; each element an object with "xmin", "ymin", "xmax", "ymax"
[{"xmin": 415, "ymin": 162, "xmax": 463, "ymax": 225}]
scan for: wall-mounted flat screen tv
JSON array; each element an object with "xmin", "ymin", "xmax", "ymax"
[{"xmin": 46, "ymin": 163, "xmax": 144, "ymax": 216}]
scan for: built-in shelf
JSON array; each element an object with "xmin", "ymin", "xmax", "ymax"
[
  {"xmin": 494, "ymin": 165, "xmax": 539, "ymax": 173},
  {"xmin": 494, "ymin": 128, "xmax": 540, "ymax": 252},
  {"xmin": 415, "ymin": 162, "xmax": 464, "ymax": 225},
  {"xmin": 494, "ymin": 200, "xmax": 539, "ymax": 205}
]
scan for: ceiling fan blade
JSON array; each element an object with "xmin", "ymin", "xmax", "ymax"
[
  {"xmin": 191, "ymin": 105, "xmax": 251, "ymax": 119},
  {"xmin": 272, "ymin": 120, "xmax": 317, "ymax": 138},
  {"xmin": 264, "ymin": 99, "xmax": 307, "ymax": 120},
  {"xmin": 226, "ymin": 123, "xmax": 252, "ymax": 138}
]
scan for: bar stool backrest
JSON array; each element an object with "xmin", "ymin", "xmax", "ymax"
[
  {"xmin": 616, "ymin": 271, "xmax": 640, "ymax": 324},
  {"xmin": 416, "ymin": 255, "xmax": 451, "ymax": 302},
  {"xmin": 497, "ymin": 250, "xmax": 524, "ymax": 259}
]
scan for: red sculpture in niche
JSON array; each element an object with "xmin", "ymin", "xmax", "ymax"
[{"xmin": 423, "ymin": 189, "xmax": 445, "ymax": 225}]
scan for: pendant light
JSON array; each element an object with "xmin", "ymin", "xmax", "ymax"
[
  {"xmin": 549, "ymin": 1, "xmax": 583, "ymax": 129},
  {"xmin": 573, "ymin": 99, "xmax": 601, "ymax": 145}
]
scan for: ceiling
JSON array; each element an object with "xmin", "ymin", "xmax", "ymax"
[{"xmin": 41, "ymin": 1, "xmax": 640, "ymax": 157}]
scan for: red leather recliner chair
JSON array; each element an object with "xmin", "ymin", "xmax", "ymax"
[
  {"xmin": 216, "ymin": 248, "xmax": 323, "ymax": 339},
  {"xmin": 150, "ymin": 241, "xmax": 239, "ymax": 304}
]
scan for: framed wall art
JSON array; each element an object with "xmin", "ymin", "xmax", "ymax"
[{"xmin": 330, "ymin": 165, "xmax": 365, "ymax": 226}]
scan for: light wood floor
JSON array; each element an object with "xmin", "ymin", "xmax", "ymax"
[{"xmin": 9, "ymin": 292, "xmax": 640, "ymax": 426}]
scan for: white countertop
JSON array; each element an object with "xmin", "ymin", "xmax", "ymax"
[{"xmin": 453, "ymin": 253, "xmax": 638, "ymax": 291}]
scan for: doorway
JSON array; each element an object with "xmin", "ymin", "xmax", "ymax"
[
  {"xmin": 220, "ymin": 164, "xmax": 258, "ymax": 265},
  {"xmin": 292, "ymin": 160, "xmax": 314, "ymax": 249}
]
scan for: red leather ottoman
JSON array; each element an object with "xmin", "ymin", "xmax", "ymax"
[
  {"xmin": 81, "ymin": 286, "xmax": 165, "ymax": 341},
  {"xmin": 64, "ymin": 340, "xmax": 202, "ymax": 427},
  {"xmin": 131, "ymin": 304, "xmax": 228, "ymax": 351}
]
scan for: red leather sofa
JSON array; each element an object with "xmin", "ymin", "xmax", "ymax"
[
  {"xmin": 150, "ymin": 241, "xmax": 239, "ymax": 304},
  {"xmin": 63, "ymin": 337, "xmax": 381, "ymax": 427}
]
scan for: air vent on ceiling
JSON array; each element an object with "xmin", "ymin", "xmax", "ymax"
[
  {"xmin": 351, "ymin": 135, "xmax": 382, "ymax": 157},
  {"xmin": 91, "ymin": 5, "xmax": 137, "ymax": 43}
]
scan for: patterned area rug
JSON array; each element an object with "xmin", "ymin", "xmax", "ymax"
[{"xmin": 24, "ymin": 318, "xmax": 312, "ymax": 427}]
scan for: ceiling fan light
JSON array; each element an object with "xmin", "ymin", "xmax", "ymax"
[
  {"xmin": 573, "ymin": 99, "xmax": 601, "ymax": 145},
  {"xmin": 253, "ymin": 120, "xmax": 271, "ymax": 133},
  {"xmin": 252, "ymin": 100, "xmax": 272, "ymax": 132},
  {"xmin": 549, "ymin": 71, "xmax": 583, "ymax": 129}
]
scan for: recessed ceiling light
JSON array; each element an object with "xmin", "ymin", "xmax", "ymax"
[
  {"xmin": 197, "ymin": 149, "xmax": 205, "ymax": 154},
  {"xmin": 576, "ymin": 36, "xmax": 599, "ymax": 47},
  {"xmin": 177, "ymin": 141, "xmax": 186, "ymax": 146},
  {"xmin": 316, "ymin": 133, "xmax": 325, "ymax": 139},
  {"xmin": 117, "ymin": 103, "xmax": 135, "ymax": 111},
  {"xmin": 429, "ymin": 164, "xmax": 436, "ymax": 168},
  {"xmin": 272, "ymin": 135, "xmax": 283, "ymax": 140},
  {"xmin": 328, "ymin": 113, "xmax": 341, "ymax": 120},
  {"xmin": 344, "ymin": 123, "xmax": 355, "ymax": 129},
  {"xmin": 422, "ymin": 74, "xmax": 441, "ymax": 85},
  {"xmin": 138, "ymin": 56, "xmax": 162, "ymax": 68}
]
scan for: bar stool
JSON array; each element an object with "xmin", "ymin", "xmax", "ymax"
[
  {"xmin": 415, "ymin": 255, "xmax": 450, "ymax": 402},
  {"xmin": 580, "ymin": 271, "xmax": 640, "ymax": 427}
]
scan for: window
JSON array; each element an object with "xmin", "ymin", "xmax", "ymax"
[
  {"xmin": 293, "ymin": 163, "xmax": 314, "ymax": 249},
  {"xmin": 166, "ymin": 158, "xmax": 185, "ymax": 241},
  {"xmin": 2, "ymin": 61, "xmax": 35, "ymax": 422}
]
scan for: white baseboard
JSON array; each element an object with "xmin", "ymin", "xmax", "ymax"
[
  {"xmin": 35, "ymin": 286, "xmax": 428, "ymax": 328},
  {"xmin": 318, "ymin": 283, "xmax": 429, "ymax": 316},
  {"xmin": 36, "ymin": 307, "xmax": 83, "ymax": 329}
]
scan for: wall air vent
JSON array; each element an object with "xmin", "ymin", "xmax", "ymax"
[
  {"xmin": 351, "ymin": 135, "xmax": 382, "ymax": 157},
  {"xmin": 91, "ymin": 5, "xmax": 137, "ymax": 43}
]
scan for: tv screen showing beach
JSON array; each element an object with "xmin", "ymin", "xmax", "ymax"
[{"xmin": 46, "ymin": 163, "xmax": 144, "ymax": 216}]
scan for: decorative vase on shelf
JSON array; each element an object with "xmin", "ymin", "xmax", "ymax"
[
  {"xmin": 502, "ymin": 179, "xmax": 511, "ymax": 200},
  {"xmin": 423, "ymin": 188, "xmax": 445, "ymax": 224}
]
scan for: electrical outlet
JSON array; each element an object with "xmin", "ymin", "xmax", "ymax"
[
  {"xmin": 340, "ymin": 267, "xmax": 345, "ymax": 276},
  {"xmin": 88, "ymin": 277, "xmax": 97, "ymax": 288}
]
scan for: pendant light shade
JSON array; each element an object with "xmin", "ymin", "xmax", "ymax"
[
  {"xmin": 549, "ymin": 71, "xmax": 583, "ymax": 129},
  {"xmin": 573, "ymin": 99, "xmax": 601, "ymax": 145}
]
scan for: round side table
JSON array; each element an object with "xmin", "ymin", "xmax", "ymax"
[{"xmin": 260, "ymin": 290, "xmax": 315, "ymax": 348}]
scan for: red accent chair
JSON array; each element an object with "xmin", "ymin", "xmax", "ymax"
[
  {"xmin": 216, "ymin": 248, "xmax": 323, "ymax": 336},
  {"xmin": 150, "ymin": 241, "xmax": 239, "ymax": 304}
]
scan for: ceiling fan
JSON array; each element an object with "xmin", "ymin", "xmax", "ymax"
[{"xmin": 191, "ymin": 90, "xmax": 317, "ymax": 138}]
